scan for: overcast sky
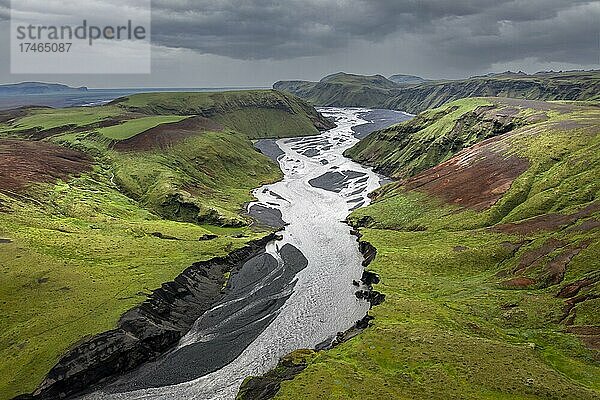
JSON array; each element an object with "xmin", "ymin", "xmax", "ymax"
[{"xmin": 0, "ymin": 0, "xmax": 598, "ymax": 87}]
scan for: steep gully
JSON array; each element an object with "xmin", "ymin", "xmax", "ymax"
[{"xmin": 34, "ymin": 108, "xmax": 411, "ymax": 400}]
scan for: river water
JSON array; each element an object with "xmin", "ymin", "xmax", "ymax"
[{"xmin": 82, "ymin": 108, "xmax": 410, "ymax": 400}]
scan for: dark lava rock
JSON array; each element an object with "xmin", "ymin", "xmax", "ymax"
[
  {"xmin": 236, "ymin": 349, "xmax": 315, "ymax": 400},
  {"xmin": 199, "ymin": 234, "xmax": 218, "ymax": 241},
  {"xmin": 248, "ymin": 204, "xmax": 286, "ymax": 230},
  {"xmin": 107, "ymin": 244, "xmax": 309, "ymax": 391},
  {"xmin": 151, "ymin": 232, "xmax": 179, "ymax": 240},
  {"xmin": 359, "ymin": 242, "xmax": 378, "ymax": 269},
  {"xmin": 254, "ymin": 139, "xmax": 284, "ymax": 162},
  {"xmin": 355, "ymin": 290, "xmax": 386, "ymax": 307},
  {"xmin": 308, "ymin": 170, "xmax": 366, "ymax": 193},
  {"xmin": 352, "ymin": 109, "xmax": 413, "ymax": 139},
  {"xmin": 302, "ymin": 147, "xmax": 320, "ymax": 157},
  {"xmin": 24, "ymin": 234, "xmax": 276, "ymax": 400},
  {"xmin": 361, "ymin": 270, "xmax": 380, "ymax": 285}
]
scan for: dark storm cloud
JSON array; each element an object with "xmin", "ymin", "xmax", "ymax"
[{"xmin": 151, "ymin": 0, "xmax": 598, "ymax": 68}]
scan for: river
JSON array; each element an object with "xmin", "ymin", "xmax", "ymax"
[{"xmin": 80, "ymin": 107, "xmax": 411, "ymax": 400}]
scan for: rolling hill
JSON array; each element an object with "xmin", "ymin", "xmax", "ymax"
[
  {"xmin": 0, "ymin": 90, "xmax": 332, "ymax": 399},
  {"xmin": 274, "ymin": 70, "xmax": 600, "ymax": 113}
]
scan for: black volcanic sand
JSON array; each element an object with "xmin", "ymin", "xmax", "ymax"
[
  {"xmin": 352, "ymin": 109, "xmax": 413, "ymax": 139},
  {"xmin": 290, "ymin": 138, "xmax": 331, "ymax": 158},
  {"xmin": 106, "ymin": 244, "xmax": 308, "ymax": 393},
  {"xmin": 350, "ymin": 201, "xmax": 365, "ymax": 211},
  {"xmin": 249, "ymin": 204, "xmax": 287, "ymax": 229},
  {"xmin": 254, "ymin": 139, "xmax": 284, "ymax": 162},
  {"xmin": 266, "ymin": 189, "xmax": 286, "ymax": 201},
  {"xmin": 302, "ymin": 148, "xmax": 320, "ymax": 157},
  {"xmin": 308, "ymin": 170, "xmax": 366, "ymax": 193},
  {"xmin": 348, "ymin": 188, "xmax": 364, "ymax": 196}
]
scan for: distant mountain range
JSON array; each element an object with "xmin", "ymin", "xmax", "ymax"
[
  {"xmin": 0, "ymin": 82, "xmax": 88, "ymax": 95},
  {"xmin": 274, "ymin": 70, "xmax": 600, "ymax": 113},
  {"xmin": 388, "ymin": 74, "xmax": 429, "ymax": 85}
]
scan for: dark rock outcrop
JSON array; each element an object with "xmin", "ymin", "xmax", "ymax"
[
  {"xmin": 235, "ymin": 350, "xmax": 316, "ymax": 400},
  {"xmin": 17, "ymin": 234, "xmax": 276, "ymax": 400},
  {"xmin": 199, "ymin": 234, "xmax": 218, "ymax": 241}
]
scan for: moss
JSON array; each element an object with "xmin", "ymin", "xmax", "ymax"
[
  {"xmin": 275, "ymin": 228, "xmax": 600, "ymax": 400},
  {"xmin": 273, "ymin": 99, "xmax": 600, "ymax": 399},
  {"xmin": 345, "ymin": 98, "xmax": 503, "ymax": 178},
  {"xmin": 0, "ymin": 89, "xmax": 326, "ymax": 398},
  {"xmin": 111, "ymin": 130, "xmax": 282, "ymax": 226},
  {"xmin": 113, "ymin": 89, "xmax": 330, "ymax": 139},
  {"xmin": 97, "ymin": 115, "xmax": 189, "ymax": 139},
  {"xmin": 8, "ymin": 106, "xmax": 125, "ymax": 131},
  {"xmin": 0, "ymin": 170, "xmax": 264, "ymax": 398}
]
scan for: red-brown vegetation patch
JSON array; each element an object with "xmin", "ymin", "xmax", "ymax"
[
  {"xmin": 566, "ymin": 326, "xmax": 600, "ymax": 352},
  {"xmin": 500, "ymin": 277, "xmax": 536, "ymax": 288},
  {"xmin": 567, "ymin": 218, "xmax": 600, "ymax": 233},
  {"xmin": 493, "ymin": 202, "xmax": 600, "ymax": 235},
  {"xmin": 113, "ymin": 116, "xmax": 223, "ymax": 152},
  {"xmin": 566, "ymin": 326, "xmax": 600, "ymax": 336},
  {"xmin": 28, "ymin": 117, "xmax": 128, "ymax": 141},
  {"xmin": 401, "ymin": 135, "xmax": 529, "ymax": 211},
  {"xmin": 513, "ymin": 238, "xmax": 566, "ymax": 275},
  {"xmin": 558, "ymin": 275, "xmax": 600, "ymax": 299},
  {"xmin": 0, "ymin": 107, "xmax": 32, "ymax": 124},
  {"xmin": 0, "ymin": 139, "xmax": 93, "ymax": 193},
  {"xmin": 499, "ymin": 239, "xmax": 590, "ymax": 290},
  {"xmin": 539, "ymin": 241, "xmax": 591, "ymax": 287}
]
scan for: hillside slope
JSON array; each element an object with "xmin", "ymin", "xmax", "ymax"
[
  {"xmin": 274, "ymin": 73, "xmax": 400, "ymax": 109},
  {"xmin": 114, "ymin": 89, "xmax": 334, "ymax": 137},
  {"xmin": 345, "ymin": 97, "xmax": 575, "ymax": 179},
  {"xmin": 388, "ymin": 74, "xmax": 428, "ymax": 85},
  {"xmin": 0, "ymin": 90, "xmax": 330, "ymax": 399},
  {"xmin": 274, "ymin": 70, "xmax": 600, "ymax": 113},
  {"xmin": 240, "ymin": 98, "xmax": 600, "ymax": 399}
]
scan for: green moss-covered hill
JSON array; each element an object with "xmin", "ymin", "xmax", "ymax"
[
  {"xmin": 0, "ymin": 90, "xmax": 330, "ymax": 399},
  {"xmin": 274, "ymin": 72, "xmax": 401, "ymax": 110},
  {"xmin": 345, "ymin": 97, "xmax": 588, "ymax": 179},
  {"xmin": 243, "ymin": 98, "xmax": 600, "ymax": 399},
  {"xmin": 274, "ymin": 70, "xmax": 600, "ymax": 113}
]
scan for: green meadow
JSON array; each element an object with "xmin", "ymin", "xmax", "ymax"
[
  {"xmin": 269, "ymin": 98, "xmax": 600, "ymax": 399},
  {"xmin": 0, "ymin": 89, "xmax": 324, "ymax": 398}
]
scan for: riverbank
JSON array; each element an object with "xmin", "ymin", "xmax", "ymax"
[
  {"xmin": 0, "ymin": 90, "xmax": 330, "ymax": 399},
  {"xmin": 236, "ymin": 233, "xmax": 384, "ymax": 400},
  {"xmin": 74, "ymin": 108, "xmax": 392, "ymax": 400},
  {"xmin": 17, "ymin": 234, "xmax": 278, "ymax": 400},
  {"xmin": 251, "ymin": 98, "xmax": 600, "ymax": 400}
]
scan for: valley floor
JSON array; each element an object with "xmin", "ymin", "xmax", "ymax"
[{"xmin": 247, "ymin": 98, "xmax": 600, "ymax": 399}]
